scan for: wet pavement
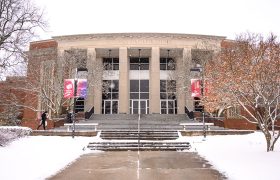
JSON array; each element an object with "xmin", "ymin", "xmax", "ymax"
[{"xmin": 49, "ymin": 151, "xmax": 226, "ymax": 180}]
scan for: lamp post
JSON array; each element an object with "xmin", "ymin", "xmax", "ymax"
[
  {"xmin": 138, "ymin": 49, "xmax": 141, "ymax": 151},
  {"xmin": 72, "ymin": 67, "xmax": 88, "ymax": 138},
  {"xmin": 190, "ymin": 65, "xmax": 206, "ymax": 139}
]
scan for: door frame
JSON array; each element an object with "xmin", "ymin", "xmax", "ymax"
[{"xmin": 103, "ymin": 100, "xmax": 119, "ymax": 114}]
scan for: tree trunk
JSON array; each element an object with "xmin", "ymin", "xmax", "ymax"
[
  {"xmin": 265, "ymin": 135, "xmax": 272, "ymax": 152},
  {"xmin": 264, "ymin": 130, "xmax": 279, "ymax": 152}
]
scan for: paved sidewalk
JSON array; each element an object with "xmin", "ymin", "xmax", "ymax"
[{"xmin": 49, "ymin": 151, "xmax": 226, "ymax": 180}]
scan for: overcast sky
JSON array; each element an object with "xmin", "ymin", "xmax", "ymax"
[{"xmin": 34, "ymin": 0, "xmax": 280, "ymax": 40}]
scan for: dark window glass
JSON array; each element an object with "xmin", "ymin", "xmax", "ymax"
[
  {"xmin": 112, "ymin": 101, "xmax": 118, "ymax": 114},
  {"xmin": 160, "ymin": 58, "xmax": 166, "ymax": 63},
  {"xmin": 113, "ymin": 58, "xmax": 119, "ymax": 63},
  {"xmin": 160, "ymin": 80, "xmax": 166, "ymax": 92},
  {"xmin": 130, "ymin": 57, "xmax": 149, "ymax": 70},
  {"xmin": 103, "ymin": 58, "xmax": 119, "ymax": 70},
  {"xmin": 160, "ymin": 57, "xmax": 175, "ymax": 70},
  {"xmin": 167, "ymin": 60, "xmax": 176, "ymax": 70},
  {"xmin": 112, "ymin": 80, "xmax": 119, "ymax": 92},
  {"xmin": 130, "ymin": 64, "xmax": 139, "ymax": 70},
  {"xmin": 130, "ymin": 80, "xmax": 139, "ymax": 92},
  {"xmin": 130, "ymin": 93, "xmax": 139, "ymax": 99},
  {"xmin": 141, "ymin": 64, "xmax": 149, "ymax": 70},
  {"xmin": 161, "ymin": 101, "xmax": 167, "ymax": 108},
  {"xmin": 113, "ymin": 64, "xmax": 119, "ymax": 70},
  {"xmin": 103, "ymin": 58, "xmax": 111, "ymax": 64},
  {"xmin": 103, "ymin": 64, "xmax": 111, "ymax": 70},
  {"xmin": 160, "ymin": 93, "xmax": 167, "ymax": 99},
  {"xmin": 140, "ymin": 80, "xmax": 149, "ymax": 92},
  {"xmin": 133, "ymin": 108, "xmax": 138, "ymax": 114},
  {"xmin": 160, "ymin": 64, "xmax": 166, "ymax": 70},
  {"xmin": 133, "ymin": 101, "xmax": 138, "ymax": 108},
  {"xmin": 168, "ymin": 93, "xmax": 176, "ymax": 99},
  {"xmin": 169, "ymin": 80, "xmax": 176, "ymax": 92},
  {"xmin": 141, "ymin": 58, "xmax": 149, "ymax": 63},
  {"xmin": 112, "ymin": 93, "xmax": 119, "ymax": 99},
  {"xmin": 168, "ymin": 101, "xmax": 174, "ymax": 108},
  {"xmin": 140, "ymin": 93, "xmax": 149, "ymax": 99},
  {"xmin": 130, "ymin": 58, "xmax": 140, "ymax": 63},
  {"xmin": 102, "ymin": 93, "xmax": 111, "ymax": 99},
  {"xmin": 168, "ymin": 109, "xmax": 174, "ymax": 114}
]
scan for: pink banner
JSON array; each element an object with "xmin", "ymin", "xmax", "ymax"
[
  {"xmin": 191, "ymin": 79, "xmax": 201, "ymax": 97},
  {"xmin": 77, "ymin": 79, "xmax": 87, "ymax": 98},
  {"xmin": 64, "ymin": 79, "xmax": 74, "ymax": 98}
]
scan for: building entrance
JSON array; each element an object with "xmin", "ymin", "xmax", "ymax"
[
  {"xmin": 104, "ymin": 100, "xmax": 119, "ymax": 114},
  {"xmin": 160, "ymin": 100, "xmax": 176, "ymax": 114},
  {"xmin": 130, "ymin": 99, "xmax": 149, "ymax": 114}
]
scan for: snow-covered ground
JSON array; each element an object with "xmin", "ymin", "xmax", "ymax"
[
  {"xmin": 183, "ymin": 133, "xmax": 280, "ymax": 180},
  {"xmin": 0, "ymin": 129, "xmax": 279, "ymax": 180}
]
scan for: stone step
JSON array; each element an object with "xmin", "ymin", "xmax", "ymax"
[
  {"xmin": 100, "ymin": 137, "xmax": 178, "ymax": 140},
  {"xmin": 100, "ymin": 130, "xmax": 179, "ymax": 140},
  {"xmin": 100, "ymin": 131, "xmax": 179, "ymax": 135},
  {"xmin": 87, "ymin": 141, "xmax": 191, "ymax": 151},
  {"xmin": 89, "ymin": 114, "xmax": 190, "ymax": 121}
]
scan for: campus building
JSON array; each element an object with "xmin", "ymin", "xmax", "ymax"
[{"xmin": 22, "ymin": 33, "xmax": 226, "ymax": 129}]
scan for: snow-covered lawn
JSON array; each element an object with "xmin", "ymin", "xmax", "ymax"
[
  {"xmin": 184, "ymin": 133, "xmax": 280, "ymax": 180},
  {"xmin": 0, "ymin": 135, "xmax": 99, "ymax": 180},
  {"xmin": 0, "ymin": 129, "xmax": 279, "ymax": 180}
]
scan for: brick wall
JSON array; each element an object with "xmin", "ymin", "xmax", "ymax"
[
  {"xmin": 224, "ymin": 118, "xmax": 257, "ymax": 130},
  {"xmin": 22, "ymin": 40, "xmax": 58, "ymax": 129},
  {"xmin": 0, "ymin": 77, "xmax": 27, "ymax": 125}
]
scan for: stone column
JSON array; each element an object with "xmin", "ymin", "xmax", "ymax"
[
  {"xmin": 150, "ymin": 47, "xmax": 160, "ymax": 114},
  {"xmin": 119, "ymin": 47, "xmax": 129, "ymax": 114},
  {"xmin": 93, "ymin": 56, "xmax": 103, "ymax": 114},
  {"xmin": 177, "ymin": 48, "xmax": 192, "ymax": 114},
  {"xmin": 184, "ymin": 48, "xmax": 193, "ymax": 111},
  {"xmin": 85, "ymin": 48, "xmax": 96, "ymax": 112}
]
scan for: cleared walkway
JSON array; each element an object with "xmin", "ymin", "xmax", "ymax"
[{"xmin": 49, "ymin": 151, "xmax": 226, "ymax": 180}]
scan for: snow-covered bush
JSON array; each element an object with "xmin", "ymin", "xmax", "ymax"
[{"xmin": 0, "ymin": 126, "xmax": 31, "ymax": 146}]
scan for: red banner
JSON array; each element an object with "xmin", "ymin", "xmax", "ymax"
[
  {"xmin": 64, "ymin": 79, "xmax": 74, "ymax": 98},
  {"xmin": 77, "ymin": 79, "xmax": 87, "ymax": 98},
  {"xmin": 191, "ymin": 79, "xmax": 201, "ymax": 97}
]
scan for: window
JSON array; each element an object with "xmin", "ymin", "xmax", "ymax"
[
  {"xmin": 102, "ymin": 80, "xmax": 119, "ymax": 114},
  {"xmin": 160, "ymin": 80, "xmax": 176, "ymax": 100},
  {"xmin": 129, "ymin": 80, "xmax": 149, "ymax": 114},
  {"xmin": 130, "ymin": 57, "xmax": 149, "ymax": 70},
  {"xmin": 160, "ymin": 80, "xmax": 177, "ymax": 114},
  {"xmin": 103, "ymin": 58, "xmax": 119, "ymax": 70},
  {"xmin": 130, "ymin": 80, "xmax": 149, "ymax": 99},
  {"xmin": 160, "ymin": 58, "xmax": 175, "ymax": 70}
]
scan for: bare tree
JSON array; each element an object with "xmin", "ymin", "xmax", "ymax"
[
  {"xmin": 205, "ymin": 33, "xmax": 280, "ymax": 151},
  {"xmin": 0, "ymin": 76, "xmax": 27, "ymax": 125},
  {"xmin": 21, "ymin": 48, "xmax": 105, "ymax": 118},
  {"xmin": 0, "ymin": 0, "xmax": 46, "ymax": 79}
]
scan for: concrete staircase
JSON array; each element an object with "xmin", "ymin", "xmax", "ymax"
[
  {"xmin": 87, "ymin": 141, "xmax": 191, "ymax": 151},
  {"xmin": 100, "ymin": 130, "xmax": 179, "ymax": 140},
  {"xmin": 87, "ymin": 114, "xmax": 190, "ymax": 130},
  {"xmin": 86, "ymin": 116, "xmax": 192, "ymax": 151}
]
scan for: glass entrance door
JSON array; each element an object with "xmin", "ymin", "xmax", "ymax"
[
  {"xmin": 130, "ymin": 99, "xmax": 149, "ymax": 114},
  {"xmin": 104, "ymin": 100, "xmax": 119, "ymax": 114},
  {"xmin": 160, "ymin": 100, "xmax": 176, "ymax": 114}
]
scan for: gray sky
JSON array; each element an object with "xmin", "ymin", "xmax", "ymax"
[{"xmin": 34, "ymin": 0, "xmax": 280, "ymax": 40}]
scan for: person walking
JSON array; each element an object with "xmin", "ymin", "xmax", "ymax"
[{"xmin": 37, "ymin": 111, "xmax": 48, "ymax": 130}]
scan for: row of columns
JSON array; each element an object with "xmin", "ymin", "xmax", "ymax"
[{"xmin": 85, "ymin": 47, "xmax": 193, "ymax": 114}]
